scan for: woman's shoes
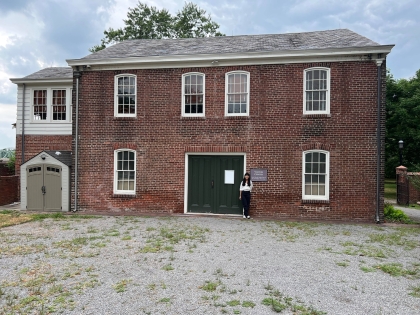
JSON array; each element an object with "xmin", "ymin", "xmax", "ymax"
[{"xmin": 247, "ymin": 216, "xmax": 250, "ymax": 219}]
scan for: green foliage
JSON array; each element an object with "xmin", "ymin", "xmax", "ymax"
[
  {"xmin": 385, "ymin": 69, "xmax": 420, "ymax": 177},
  {"xmin": 90, "ymin": 1, "xmax": 224, "ymax": 52},
  {"xmin": 384, "ymin": 203, "xmax": 412, "ymax": 224},
  {"xmin": 6, "ymin": 150, "xmax": 15, "ymax": 173}
]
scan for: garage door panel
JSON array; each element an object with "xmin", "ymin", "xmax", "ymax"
[
  {"xmin": 44, "ymin": 165, "xmax": 62, "ymax": 211},
  {"xmin": 27, "ymin": 165, "xmax": 44, "ymax": 210}
]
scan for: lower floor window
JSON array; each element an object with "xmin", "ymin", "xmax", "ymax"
[
  {"xmin": 303, "ymin": 150, "xmax": 329, "ymax": 200},
  {"xmin": 114, "ymin": 150, "xmax": 136, "ymax": 194}
]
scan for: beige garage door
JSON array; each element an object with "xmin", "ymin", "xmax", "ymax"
[{"xmin": 27, "ymin": 164, "xmax": 62, "ymax": 211}]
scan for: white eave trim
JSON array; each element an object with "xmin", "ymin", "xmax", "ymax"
[
  {"xmin": 66, "ymin": 45, "xmax": 394, "ymax": 69},
  {"xmin": 9, "ymin": 78, "xmax": 73, "ymax": 84}
]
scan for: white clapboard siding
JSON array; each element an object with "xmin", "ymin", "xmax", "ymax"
[{"xmin": 16, "ymin": 83, "xmax": 73, "ymax": 135}]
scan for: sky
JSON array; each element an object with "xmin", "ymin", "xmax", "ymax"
[{"xmin": 0, "ymin": 0, "xmax": 419, "ymax": 149}]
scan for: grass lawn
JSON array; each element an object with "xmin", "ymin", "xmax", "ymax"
[
  {"xmin": 385, "ymin": 178, "xmax": 397, "ymax": 200},
  {"xmin": 0, "ymin": 211, "xmax": 33, "ymax": 228}
]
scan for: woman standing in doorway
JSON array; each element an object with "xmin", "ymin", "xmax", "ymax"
[{"xmin": 239, "ymin": 172, "xmax": 253, "ymax": 219}]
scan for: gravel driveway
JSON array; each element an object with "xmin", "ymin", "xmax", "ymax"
[{"xmin": 1, "ymin": 215, "xmax": 419, "ymax": 315}]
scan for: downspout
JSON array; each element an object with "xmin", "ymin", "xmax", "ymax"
[
  {"xmin": 21, "ymin": 83, "xmax": 26, "ymax": 166},
  {"xmin": 376, "ymin": 57, "xmax": 383, "ymax": 223},
  {"xmin": 73, "ymin": 70, "xmax": 81, "ymax": 212}
]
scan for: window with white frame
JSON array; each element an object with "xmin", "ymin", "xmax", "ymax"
[
  {"xmin": 33, "ymin": 90, "xmax": 47, "ymax": 120},
  {"xmin": 302, "ymin": 150, "xmax": 329, "ymax": 200},
  {"xmin": 32, "ymin": 88, "xmax": 70, "ymax": 122},
  {"xmin": 115, "ymin": 74, "xmax": 136, "ymax": 117},
  {"xmin": 225, "ymin": 71, "xmax": 250, "ymax": 116},
  {"xmin": 304, "ymin": 68, "xmax": 330, "ymax": 114},
  {"xmin": 114, "ymin": 149, "xmax": 136, "ymax": 194},
  {"xmin": 182, "ymin": 73, "xmax": 205, "ymax": 116}
]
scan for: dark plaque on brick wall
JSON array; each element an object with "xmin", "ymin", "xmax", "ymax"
[{"xmin": 251, "ymin": 169, "xmax": 267, "ymax": 182}]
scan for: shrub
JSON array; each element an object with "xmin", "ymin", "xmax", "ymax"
[{"xmin": 384, "ymin": 203, "xmax": 411, "ymax": 223}]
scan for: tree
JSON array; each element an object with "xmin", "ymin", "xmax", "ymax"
[
  {"xmin": 385, "ymin": 69, "xmax": 420, "ymax": 177},
  {"xmin": 90, "ymin": 2, "xmax": 224, "ymax": 52},
  {"xmin": 6, "ymin": 150, "xmax": 15, "ymax": 174}
]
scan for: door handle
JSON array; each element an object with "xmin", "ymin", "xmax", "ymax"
[
  {"xmin": 211, "ymin": 180, "xmax": 214, "ymax": 188},
  {"xmin": 41, "ymin": 186, "xmax": 46, "ymax": 195}
]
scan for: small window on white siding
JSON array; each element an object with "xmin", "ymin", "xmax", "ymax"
[
  {"xmin": 304, "ymin": 68, "xmax": 330, "ymax": 114},
  {"xmin": 32, "ymin": 88, "xmax": 71, "ymax": 122},
  {"xmin": 182, "ymin": 73, "xmax": 205, "ymax": 117},
  {"xmin": 52, "ymin": 90, "xmax": 67, "ymax": 121},
  {"xmin": 302, "ymin": 150, "xmax": 329, "ymax": 200},
  {"xmin": 225, "ymin": 71, "xmax": 250, "ymax": 116},
  {"xmin": 114, "ymin": 149, "xmax": 136, "ymax": 195},
  {"xmin": 115, "ymin": 75, "xmax": 136, "ymax": 117}
]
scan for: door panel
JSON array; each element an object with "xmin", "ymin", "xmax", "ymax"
[
  {"xmin": 27, "ymin": 165, "xmax": 44, "ymax": 210},
  {"xmin": 216, "ymin": 156, "xmax": 244, "ymax": 214},
  {"xmin": 188, "ymin": 156, "xmax": 214, "ymax": 213},
  {"xmin": 188, "ymin": 155, "xmax": 244, "ymax": 214},
  {"xmin": 44, "ymin": 165, "xmax": 62, "ymax": 211}
]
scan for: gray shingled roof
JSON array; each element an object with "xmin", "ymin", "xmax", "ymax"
[
  {"xmin": 45, "ymin": 151, "xmax": 72, "ymax": 166},
  {"xmin": 81, "ymin": 29, "xmax": 381, "ymax": 60},
  {"xmin": 23, "ymin": 67, "xmax": 73, "ymax": 79}
]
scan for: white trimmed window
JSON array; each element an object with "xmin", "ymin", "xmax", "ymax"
[
  {"xmin": 114, "ymin": 149, "xmax": 136, "ymax": 194},
  {"xmin": 115, "ymin": 74, "xmax": 136, "ymax": 117},
  {"xmin": 32, "ymin": 88, "xmax": 71, "ymax": 122},
  {"xmin": 304, "ymin": 68, "xmax": 330, "ymax": 114},
  {"xmin": 302, "ymin": 150, "xmax": 329, "ymax": 200},
  {"xmin": 182, "ymin": 73, "xmax": 205, "ymax": 117},
  {"xmin": 225, "ymin": 71, "xmax": 250, "ymax": 116}
]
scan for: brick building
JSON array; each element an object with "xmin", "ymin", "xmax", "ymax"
[{"xmin": 12, "ymin": 29, "xmax": 393, "ymax": 221}]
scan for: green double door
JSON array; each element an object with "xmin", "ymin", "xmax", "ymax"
[{"xmin": 188, "ymin": 155, "xmax": 244, "ymax": 214}]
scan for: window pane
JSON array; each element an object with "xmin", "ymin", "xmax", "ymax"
[
  {"xmin": 306, "ymin": 153, "xmax": 312, "ymax": 162},
  {"xmin": 241, "ymin": 104, "xmax": 246, "ymax": 113},
  {"xmin": 312, "ymin": 163, "xmax": 319, "ymax": 173},
  {"xmin": 234, "ymin": 103, "xmax": 240, "ymax": 113},
  {"xmin": 191, "ymin": 75, "xmax": 196, "ymax": 84},
  {"xmin": 306, "ymin": 71, "xmax": 312, "ymax": 81},
  {"xmin": 305, "ymin": 185, "xmax": 311, "ymax": 195},
  {"xmin": 313, "ymin": 153, "xmax": 319, "ymax": 162},
  {"xmin": 118, "ymin": 172, "xmax": 123, "ymax": 180},
  {"xmin": 197, "ymin": 105, "xmax": 203, "ymax": 113},
  {"xmin": 312, "ymin": 175, "xmax": 318, "ymax": 183},
  {"xmin": 228, "ymin": 103, "xmax": 233, "ymax": 113},
  {"xmin": 305, "ymin": 174, "xmax": 311, "ymax": 184},
  {"xmin": 305, "ymin": 163, "xmax": 311, "ymax": 173},
  {"xmin": 129, "ymin": 182, "xmax": 134, "ymax": 190},
  {"xmin": 320, "ymin": 153, "xmax": 326, "ymax": 162},
  {"xmin": 130, "ymin": 77, "xmax": 135, "ymax": 85},
  {"xmin": 314, "ymin": 70, "xmax": 319, "ymax": 79},
  {"xmin": 319, "ymin": 175, "xmax": 325, "ymax": 184},
  {"xmin": 185, "ymin": 76, "xmax": 190, "ymax": 85},
  {"xmin": 197, "ymin": 75, "xmax": 203, "ymax": 85},
  {"xmin": 312, "ymin": 185, "xmax": 318, "ymax": 195},
  {"xmin": 320, "ymin": 163, "xmax": 326, "ymax": 173},
  {"xmin": 319, "ymin": 185, "xmax": 325, "ymax": 195},
  {"xmin": 185, "ymin": 105, "xmax": 190, "ymax": 113}
]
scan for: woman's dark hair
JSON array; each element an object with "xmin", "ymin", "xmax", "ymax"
[{"xmin": 242, "ymin": 172, "xmax": 251, "ymax": 186}]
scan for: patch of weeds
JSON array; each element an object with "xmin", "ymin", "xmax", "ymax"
[
  {"xmin": 87, "ymin": 226, "xmax": 99, "ymax": 233},
  {"xmin": 263, "ymin": 286, "xmax": 326, "ymax": 314},
  {"xmin": 409, "ymin": 285, "xmax": 420, "ymax": 298},
  {"xmin": 31, "ymin": 212, "xmax": 66, "ymax": 221},
  {"xmin": 368, "ymin": 231, "xmax": 418, "ymax": 250},
  {"xmin": 233, "ymin": 310, "xmax": 241, "ymax": 314},
  {"xmin": 104, "ymin": 229, "xmax": 120, "ymax": 237},
  {"xmin": 360, "ymin": 266, "xmax": 376, "ymax": 273},
  {"xmin": 342, "ymin": 244, "xmax": 389, "ymax": 258},
  {"xmin": 374, "ymin": 263, "xmax": 419, "ymax": 278},
  {"xmin": 200, "ymin": 280, "xmax": 220, "ymax": 292},
  {"xmin": 162, "ymin": 264, "xmax": 174, "ymax": 271},
  {"xmin": 226, "ymin": 300, "xmax": 241, "ymax": 306},
  {"xmin": 0, "ymin": 213, "xmax": 34, "ymax": 228},
  {"xmin": 148, "ymin": 283, "xmax": 156, "ymax": 290},
  {"xmin": 113, "ymin": 279, "xmax": 131, "ymax": 293},
  {"xmin": 121, "ymin": 235, "xmax": 132, "ymax": 240},
  {"xmin": 336, "ymin": 261, "xmax": 349, "ymax": 267},
  {"xmin": 159, "ymin": 297, "xmax": 171, "ymax": 303},
  {"xmin": 242, "ymin": 301, "xmax": 256, "ymax": 308}
]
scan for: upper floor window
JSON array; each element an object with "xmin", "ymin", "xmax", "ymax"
[
  {"xmin": 114, "ymin": 149, "xmax": 136, "ymax": 195},
  {"xmin": 182, "ymin": 73, "xmax": 205, "ymax": 117},
  {"xmin": 115, "ymin": 74, "xmax": 136, "ymax": 117},
  {"xmin": 225, "ymin": 71, "xmax": 250, "ymax": 116},
  {"xmin": 32, "ymin": 88, "xmax": 70, "ymax": 122},
  {"xmin": 33, "ymin": 90, "xmax": 47, "ymax": 120},
  {"xmin": 52, "ymin": 90, "xmax": 67, "ymax": 121},
  {"xmin": 302, "ymin": 150, "xmax": 329, "ymax": 200},
  {"xmin": 304, "ymin": 68, "xmax": 330, "ymax": 114}
]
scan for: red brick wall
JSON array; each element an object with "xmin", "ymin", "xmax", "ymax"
[
  {"xmin": 0, "ymin": 175, "xmax": 19, "ymax": 206},
  {"xmin": 72, "ymin": 61, "xmax": 386, "ymax": 221},
  {"xmin": 0, "ymin": 163, "xmax": 13, "ymax": 176},
  {"xmin": 15, "ymin": 135, "xmax": 72, "ymax": 174}
]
